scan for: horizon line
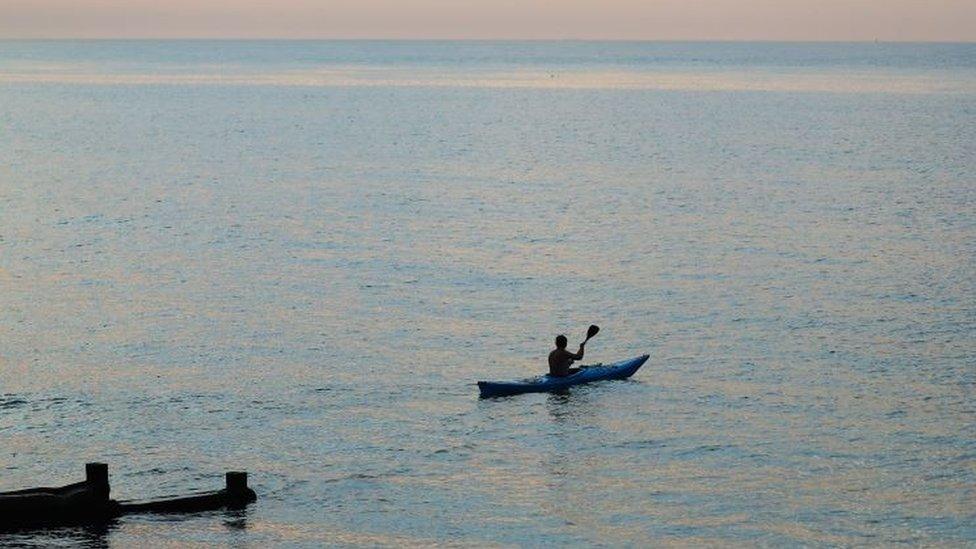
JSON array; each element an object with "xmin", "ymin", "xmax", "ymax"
[{"xmin": 1, "ymin": 37, "xmax": 974, "ymax": 44}]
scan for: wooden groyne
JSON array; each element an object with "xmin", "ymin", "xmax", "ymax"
[
  {"xmin": 0, "ymin": 463, "xmax": 256, "ymax": 529},
  {"xmin": 0, "ymin": 463, "xmax": 116, "ymax": 528},
  {"xmin": 117, "ymin": 471, "xmax": 256, "ymax": 514}
]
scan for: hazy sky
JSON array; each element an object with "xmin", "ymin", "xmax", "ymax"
[{"xmin": 1, "ymin": 0, "xmax": 974, "ymax": 41}]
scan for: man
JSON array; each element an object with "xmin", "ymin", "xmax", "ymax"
[{"xmin": 548, "ymin": 334, "xmax": 584, "ymax": 377}]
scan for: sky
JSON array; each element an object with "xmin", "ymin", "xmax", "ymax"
[{"xmin": 0, "ymin": 0, "xmax": 974, "ymax": 41}]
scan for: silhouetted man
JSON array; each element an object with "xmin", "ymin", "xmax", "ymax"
[{"xmin": 548, "ymin": 334, "xmax": 584, "ymax": 377}]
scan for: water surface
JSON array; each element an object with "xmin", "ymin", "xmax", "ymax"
[{"xmin": 1, "ymin": 41, "xmax": 974, "ymax": 546}]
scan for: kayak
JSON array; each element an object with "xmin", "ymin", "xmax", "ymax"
[{"xmin": 478, "ymin": 354, "xmax": 649, "ymax": 398}]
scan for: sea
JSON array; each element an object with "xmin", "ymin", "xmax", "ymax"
[{"xmin": 0, "ymin": 41, "xmax": 974, "ymax": 546}]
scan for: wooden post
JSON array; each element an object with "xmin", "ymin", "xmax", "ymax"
[
  {"xmin": 85, "ymin": 462, "xmax": 110, "ymax": 500},
  {"xmin": 225, "ymin": 472, "xmax": 247, "ymax": 494}
]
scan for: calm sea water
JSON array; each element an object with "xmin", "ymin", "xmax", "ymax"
[{"xmin": 1, "ymin": 41, "xmax": 974, "ymax": 546}]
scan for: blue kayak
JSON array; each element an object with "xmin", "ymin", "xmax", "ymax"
[{"xmin": 478, "ymin": 354, "xmax": 649, "ymax": 398}]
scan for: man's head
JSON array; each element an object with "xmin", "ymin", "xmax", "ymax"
[{"xmin": 555, "ymin": 335, "xmax": 568, "ymax": 349}]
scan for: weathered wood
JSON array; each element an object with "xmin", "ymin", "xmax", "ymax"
[
  {"xmin": 85, "ymin": 463, "xmax": 109, "ymax": 494},
  {"xmin": 0, "ymin": 463, "xmax": 117, "ymax": 529},
  {"xmin": 226, "ymin": 471, "xmax": 248, "ymax": 493},
  {"xmin": 116, "ymin": 471, "xmax": 256, "ymax": 515},
  {"xmin": 0, "ymin": 464, "xmax": 256, "ymax": 528}
]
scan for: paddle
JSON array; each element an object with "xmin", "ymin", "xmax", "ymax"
[
  {"xmin": 581, "ymin": 324, "xmax": 599, "ymax": 345},
  {"xmin": 576, "ymin": 325, "xmax": 600, "ymax": 370}
]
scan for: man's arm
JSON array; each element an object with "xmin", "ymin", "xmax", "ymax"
[{"xmin": 571, "ymin": 343, "xmax": 585, "ymax": 361}]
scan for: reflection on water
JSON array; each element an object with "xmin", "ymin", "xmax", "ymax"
[
  {"xmin": 0, "ymin": 520, "xmax": 116, "ymax": 549},
  {"xmin": 545, "ymin": 387, "xmax": 600, "ymax": 424},
  {"xmin": 0, "ymin": 504, "xmax": 252, "ymax": 548},
  {"xmin": 221, "ymin": 507, "xmax": 249, "ymax": 531},
  {"xmin": 1, "ymin": 41, "xmax": 974, "ymax": 546}
]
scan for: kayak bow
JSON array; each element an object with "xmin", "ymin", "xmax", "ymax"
[{"xmin": 478, "ymin": 354, "xmax": 649, "ymax": 398}]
